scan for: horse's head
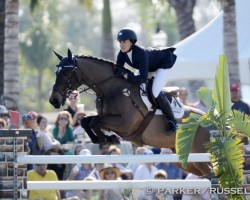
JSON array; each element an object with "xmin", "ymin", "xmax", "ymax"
[{"xmin": 49, "ymin": 48, "xmax": 78, "ymax": 109}]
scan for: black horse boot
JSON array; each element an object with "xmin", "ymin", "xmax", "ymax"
[{"xmin": 156, "ymin": 91, "xmax": 178, "ymax": 132}]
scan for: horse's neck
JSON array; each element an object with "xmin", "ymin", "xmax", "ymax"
[{"xmin": 78, "ymin": 58, "xmax": 114, "ymax": 93}]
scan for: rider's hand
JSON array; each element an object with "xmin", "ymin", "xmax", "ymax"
[{"xmin": 114, "ymin": 68, "xmax": 126, "ymax": 78}]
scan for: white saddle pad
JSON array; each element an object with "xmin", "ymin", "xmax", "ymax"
[{"xmin": 139, "ymin": 84, "xmax": 185, "ymax": 119}]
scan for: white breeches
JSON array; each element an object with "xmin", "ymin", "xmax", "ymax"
[{"xmin": 152, "ymin": 68, "xmax": 169, "ymax": 97}]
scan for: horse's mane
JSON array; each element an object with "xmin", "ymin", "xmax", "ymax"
[
  {"xmin": 76, "ymin": 55, "xmax": 116, "ymax": 67},
  {"xmin": 75, "ymin": 55, "xmax": 132, "ymax": 74}
]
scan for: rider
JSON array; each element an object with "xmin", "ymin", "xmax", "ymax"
[
  {"xmin": 0, "ymin": 105, "xmax": 10, "ymax": 126},
  {"xmin": 115, "ymin": 27, "xmax": 177, "ymax": 132}
]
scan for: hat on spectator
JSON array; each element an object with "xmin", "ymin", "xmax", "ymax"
[
  {"xmin": 79, "ymin": 148, "xmax": 92, "ymax": 155},
  {"xmin": 230, "ymin": 84, "xmax": 240, "ymax": 91},
  {"xmin": 151, "ymin": 147, "xmax": 161, "ymax": 154},
  {"xmin": 99, "ymin": 164, "xmax": 121, "ymax": 180},
  {"xmin": 28, "ymin": 111, "xmax": 38, "ymax": 120},
  {"xmin": 22, "ymin": 114, "xmax": 33, "ymax": 122}
]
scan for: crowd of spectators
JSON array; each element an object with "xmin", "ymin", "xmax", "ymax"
[{"xmin": 0, "ymin": 84, "xmax": 250, "ymax": 199}]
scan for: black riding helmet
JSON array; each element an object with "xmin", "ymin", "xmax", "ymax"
[{"xmin": 117, "ymin": 28, "xmax": 137, "ymax": 44}]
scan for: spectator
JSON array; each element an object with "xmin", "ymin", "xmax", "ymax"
[
  {"xmin": 72, "ymin": 111, "xmax": 86, "ymax": 130},
  {"xmin": 27, "ymin": 163, "xmax": 60, "ymax": 200},
  {"xmin": 181, "ymin": 173, "xmax": 210, "ymax": 200},
  {"xmin": 72, "ymin": 111, "xmax": 89, "ymax": 143},
  {"xmin": 155, "ymin": 148, "xmax": 183, "ymax": 180},
  {"xmin": 24, "ymin": 113, "xmax": 44, "ymax": 170},
  {"xmin": 99, "ymin": 142, "xmax": 111, "ymax": 155},
  {"xmin": 37, "ymin": 114, "xmax": 60, "ymax": 151},
  {"xmin": 82, "ymin": 176, "xmax": 100, "ymax": 200},
  {"xmin": 66, "ymin": 149, "xmax": 94, "ymax": 199},
  {"xmin": 52, "ymin": 111, "xmax": 74, "ymax": 145},
  {"xmin": 192, "ymin": 99, "xmax": 208, "ymax": 112},
  {"xmin": 99, "ymin": 164, "xmax": 124, "ymax": 200},
  {"xmin": 120, "ymin": 170, "xmax": 134, "ymax": 199},
  {"xmin": 73, "ymin": 144, "xmax": 85, "ymax": 156},
  {"xmin": 133, "ymin": 149, "xmax": 158, "ymax": 180},
  {"xmin": 64, "ymin": 90, "xmax": 81, "ymax": 118},
  {"xmin": 89, "ymin": 163, "xmax": 105, "ymax": 180},
  {"xmin": 28, "ymin": 110, "xmax": 39, "ymax": 131},
  {"xmin": 0, "ymin": 105, "xmax": 10, "ymax": 126},
  {"xmin": 230, "ymin": 83, "xmax": 250, "ymax": 115},
  {"xmin": 0, "ymin": 118, "xmax": 7, "ymax": 129},
  {"xmin": 45, "ymin": 147, "xmax": 66, "ymax": 180},
  {"xmin": 108, "ymin": 145, "xmax": 126, "ymax": 171},
  {"xmin": 178, "ymin": 87, "xmax": 193, "ymax": 106},
  {"xmin": 153, "ymin": 170, "xmax": 174, "ymax": 200},
  {"xmin": 126, "ymin": 146, "xmax": 148, "ymax": 174},
  {"xmin": 138, "ymin": 169, "xmax": 174, "ymax": 200}
]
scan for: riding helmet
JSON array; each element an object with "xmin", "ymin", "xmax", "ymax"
[{"xmin": 117, "ymin": 28, "xmax": 137, "ymax": 44}]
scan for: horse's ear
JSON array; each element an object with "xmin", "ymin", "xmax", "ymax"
[
  {"xmin": 67, "ymin": 48, "xmax": 73, "ymax": 61},
  {"xmin": 53, "ymin": 50, "xmax": 63, "ymax": 60}
]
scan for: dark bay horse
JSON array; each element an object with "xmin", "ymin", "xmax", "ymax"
[{"xmin": 49, "ymin": 49, "xmax": 211, "ymax": 176}]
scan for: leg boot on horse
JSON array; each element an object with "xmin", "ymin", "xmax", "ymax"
[{"xmin": 156, "ymin": 91, "xmax": 178, "ymax": 132}]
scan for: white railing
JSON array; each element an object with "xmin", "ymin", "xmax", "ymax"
[
  {"xmin": 27, "ymin": 180, "xmax": 211, "ymax": 190},
  {"xmin": 19, "ymin": 153, "xmax": 211, "ymax": 190},
  {"xmin": 17, "ymin": 153, "xmax": 211, "ymax": 164}
]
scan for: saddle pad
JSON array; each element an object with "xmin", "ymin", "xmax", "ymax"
[{"xmin": 140, "ymin": 83, "xmax": 185, "ymax": 119}]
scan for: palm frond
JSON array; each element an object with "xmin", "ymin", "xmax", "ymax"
[
  {"xmin": 176, "ymin": 113, "xmax": 204, "ymax": 168},
  {"xmin": 212, "ymin": 55, "xmax": 231, "ymax": 121},
  {"xmin": 208, "ymin": 130, "xmax": 244, "ymax": 199},
  {"xmin": 229, "ymin": 110, "xmax": 250, "ymax": 137},
  {"xmin": 197, "ymin": 87, "xmax": 214, "ymax": 108}
]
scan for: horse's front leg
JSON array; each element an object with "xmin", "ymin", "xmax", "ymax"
[
  {"xmin": 89, "ymin": 115, "xmax": 122, "ymax": 145},
  {"xmin": 81, "ymin": 116, "xmax": 99, "ymax": 144}
]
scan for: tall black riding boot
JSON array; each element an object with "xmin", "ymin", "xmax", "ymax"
[{"xmin": 156, "ymin": 91, "xmax": 178, "ymax": 132}]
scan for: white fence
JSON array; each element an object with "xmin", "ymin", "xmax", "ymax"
[
  {"xmin": 17, "ymin": 153, "xmax": 210, "ymax": 164},
  {"xmin": 28, "ymin": 180, "xmax": 211, "ymax": 190},
  {"xmin": 17, "ymin": 154, "xmax": 211, "ymax": 190}
]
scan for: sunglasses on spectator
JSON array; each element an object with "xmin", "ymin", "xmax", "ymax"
[
  {"xmin": 0, "ymin": 114, "xmax": 10, "ymax": 118},
  {"xmin": 104, "ymin": 171, "xmax": 115, "ymax": 175},
  {"xmin": 36, "ymin": 164, "xmax": 47, "ymax": 166},
  {"xmin": 59, "ymin": 117, "xmax": 68, "ymax": 121}
]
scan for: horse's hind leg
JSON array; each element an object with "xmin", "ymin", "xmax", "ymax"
[{"xmin": 81, "ymin": 116, "xmax": 99, "ymax": 144}]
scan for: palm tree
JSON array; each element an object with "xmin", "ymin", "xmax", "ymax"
[
  {"xmin": 170, "ymin": 0, "xmax": 196, "ymax": 40},
  {"xmin": 101, "ymin": 0, "xmax": 114, "ymax": 60},
  {"xmin": 223, "ymin": 0, "xmax": 240, "ymax": 84},
  {"xmin": 0, "ymin": 0, "xmax": 5, "ymax": 102},
  {"xmin": 3, "ymin": 0, "xmax": 19, "ymax": 110}
]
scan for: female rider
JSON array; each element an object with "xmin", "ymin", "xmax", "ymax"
[{"xmin": 115, "ymin": 27, "xmax": 177, "ymax": 132}]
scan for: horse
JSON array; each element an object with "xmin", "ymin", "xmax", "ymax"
[{"xmin": 49, "ymin": 49, "xmax": 211, "ymax": 176}]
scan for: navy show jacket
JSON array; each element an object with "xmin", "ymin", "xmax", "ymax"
[{"xmin": 116, "ymin": 45, "xmax": 177, "ymax": 83}]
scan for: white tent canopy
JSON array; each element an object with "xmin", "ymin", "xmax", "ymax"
[{"xmin": 169, "ymin": 0, "xmax": 250, "ymax": 89}]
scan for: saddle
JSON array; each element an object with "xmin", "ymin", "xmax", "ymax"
[{"xmin": 123, "ymin": 78, "xmax": 183, "ymax": 146}]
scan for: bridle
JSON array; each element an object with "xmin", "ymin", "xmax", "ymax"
[{"xmin": 55, "ymin": 59, "xmax": 115, "ymax": 99}]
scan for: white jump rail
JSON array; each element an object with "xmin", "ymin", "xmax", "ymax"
[
  {"xmin": 27, "ymin": 180, "xmax": 211, "ymax": 190},
  {"xmin": 17, "ymin": 153, "xmax": 211, "ymax": 164}
]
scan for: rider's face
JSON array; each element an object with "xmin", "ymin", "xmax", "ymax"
[{"xmin": 119, "ymin": 40, "xmax": 132, "ymax": 53}]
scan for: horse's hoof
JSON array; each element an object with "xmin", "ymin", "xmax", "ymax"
[{"xmin": 109, "ymin": 135, "xmax": 120, "ymax": 145}]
